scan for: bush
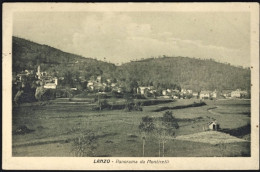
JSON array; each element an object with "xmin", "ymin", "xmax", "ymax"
[
  {"xmin": 111, "ymin": 91, "xmax": 123, "ymax": 98},
  {"xmin": 139, "ymin": 116, "xmax": 155, "ymax": 133},
  {"xmin": 124, "ymin": 100, "xmax": 143, "ymax": 112},
  {"xmin": 162, "ymin": 111, "xmax": 179, "ymax": 129},
  {"xmin": 92, "ymin": 99, "xmax": 110, "ymax": 111},
  {"xmin": 71, "ymin": 131, "xmax": 97, "ymax": 157}
]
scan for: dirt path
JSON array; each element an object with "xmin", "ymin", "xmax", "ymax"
[{"xmin": 207, "ymin": 106, "xmax": 222, "ymax": 116}]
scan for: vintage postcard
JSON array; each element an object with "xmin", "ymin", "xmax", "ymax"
[{"xmin": 2, "ymin": 3, "xmax": 259, "ymax": 170}]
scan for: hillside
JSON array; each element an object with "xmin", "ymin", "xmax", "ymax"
[
  {"xmin": 117, "ymin": 57, "xmax": 251, "ymax": 92},
  {"xmin": 12, "ymin": 36, "xmax": 116, "ymax": 79},
  {"xmin": 13, "ymin": 36, "xmax": 250, "ymax": 92}
]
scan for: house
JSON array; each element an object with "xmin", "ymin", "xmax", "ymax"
[
  {"xmin": 192, "ymin": 92, "xmax": 199, "ymax": 98},
  {"xmin": 97, "ymin": 76, "xmax": 102, "ymax": 83},
  {"xmin": 106, "ymin": 79, "xmax": 111, "ymax": 84},
  {"xmin": 240, "ymin": 90, "xmax": 248, "ymax": 98},
  {"xmin": 200, "ymin": 91, "xmax": 211, "ymax": 99},
  {"xmin": 17, "ymin": 74, "xmax": 27, "ymax": 82},
  {"xmin": 162, "ymin": 90, "xmax": 167, "ymax": 96},
  {"xmin": 92, "ymin": 82, "xmax": 104, "ymax": 92},
  {"xmin": 44, "ymin": 83, "xmax": 57, "ymax": 89},
  {"xmin": 187, "ymin": 89, "xmax": 193, "ymax": 94},
  {"xmin": 160, "ymin": 95, "xmax": 171, "ymax": 99},
  {"xmin": 172, "ymin": 89, "xmax": 180, "ymax": 93},
  {"xmin": 211, "ymin": 90, "xmax": 218, "ymax": 98},
  {"xmin": 208, "ymin": 121, "xmax": 220, "ymax": 131},
  {"xmin": 167, "ymin": 89, "xmax": 172, "ymax": 93},
  {"xmin": 87, "ymin": 82, "xmax": 94, "ymax": 90},
  {"xmin": 111, "ymin": 83, "xmax": 117, "ymax": 87},
  {"xmin": 173, "ymin": 96, "xmax": 178, "ymax": 99},
  {"xmin": 54, "ymin": 77, "xmax": 58, "ymax": 85},
  {"xmin": 116, "ymin": 87, "xmax": 124, "ymax": 93},
  {"xmin": 181, "ymin": 89, "xmax": 187, "ymax": 94},
  {"xmin": 138, "ymin": 87, "xmax": 150, "ymax": 95},
  {"xmin": 25, "ymin": 69, "xmax": 34, "ymax": 75},
  {"xmin": 221, "ymin": 90, "xmax": 232, "ymax": 98},
  {"xmin": 231, "ymin": 89, "xmax": 242, "ymax": 98}
]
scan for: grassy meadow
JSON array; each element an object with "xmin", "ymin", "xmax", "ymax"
[{"xmin": 12, "ymin": 98, "xmax": 251, "ymax": 157}]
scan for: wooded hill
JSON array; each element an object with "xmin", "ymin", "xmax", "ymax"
[
  {"xmin": 12, "ymin": 36, "xmax": 116, "ymax": 80},
  {"xmin": 12, "ymin": 36, "xmax": 250, "ymax": 92},
  {"xmin": 118, "ymin": 56, "xmax": 251, "ymax": 92}
]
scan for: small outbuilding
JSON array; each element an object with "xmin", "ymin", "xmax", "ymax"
[{"xmin": 208, "ymin": 121, "xmax": 220, "ymax": 131}]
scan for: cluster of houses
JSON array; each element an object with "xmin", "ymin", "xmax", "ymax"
[
  {"xmin": 219, "ymin": 89, "xmax": 249, "ymax": 99},
  {"xmin": 36, "ymin": 65, "xmax": 58, "ymax": 89},
  {"xmin": 14, "ymin": 69, "xmax": 35, "ymax": 84},
  {"xmin": 86, "ymin": 76, "xmax": 117, "ymax": 92},
  {"xmin": 199, "ymin": 90, "xmax": 218, "ymax": 99},
  {"xmin": 198, "ymin": 89, "xmax": 249, "ymax": 99},
  {"xmin": 14, "ymin": 66, "xmax": 249, "ymax": 100},
  {"xmin": 14, "ymin": 65, "xmax": 58, "ymax": 90}
]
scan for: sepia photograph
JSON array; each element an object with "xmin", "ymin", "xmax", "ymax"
[{"xmin": 2, "ymin": 3, "xmax": 259, "ymax": 170}]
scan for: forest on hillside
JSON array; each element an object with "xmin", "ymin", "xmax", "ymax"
[
  {"xmin": 12, "ymin": 36, "xmax": 117, "ymax": 82},
  {"xmin": 12, "ymin": 36, "xmax": 251, "ymax": 92},
  {"xmin": 118, "ymin": 57, "xmax": 251, "ymax": 92}
]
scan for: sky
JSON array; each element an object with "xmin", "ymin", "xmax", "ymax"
[{"xmin": 13, "ymin": 12, "xmax": 250, "ymax": 67}]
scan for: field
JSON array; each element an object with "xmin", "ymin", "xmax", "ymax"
[{"xmin": 12, "ymin": 98, "xmax": 251, "ymax": 157}]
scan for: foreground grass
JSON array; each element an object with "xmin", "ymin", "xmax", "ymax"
[{"xmin": 12, "ymin": 99, "xmax": 251, "ymax": 157}]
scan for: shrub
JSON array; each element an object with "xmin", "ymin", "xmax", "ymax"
[
  {"xmin": 71, "ymin": 131, "xmax": 97, "ymax": 157},
  {"xmin": 92, "ymin": 99, "xmax": 110, "ymax": 111},
  {"xmin": 162, "ymin": 111, "xmax": 179, "ymax": 129}
]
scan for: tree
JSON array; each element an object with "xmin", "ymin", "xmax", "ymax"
[
  {"xmin": 94, "ymin": 94, "xmax": 109, "ymax": 111},
  {"xmin": 138, "ymin": 116, "xmax": 155, "ymax": 157},
  {"xmin": 123, "ymin": 78, "xmax": 138, "ymax": 94},
  {"xmin": 159, "ymin": 111, "xmax": 179, "ymax": 157},
  {"xmin": 124, "ymin": 92, "xmax": 134, "ymax": 111},
  {"xmin": 154, "ymin": 120, "xmax": 163, "ymax": 157}
]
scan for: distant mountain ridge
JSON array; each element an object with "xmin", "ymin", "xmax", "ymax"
[{"xmin": 12, "ymin": 36, "xmax": 251, "ymax": 92}]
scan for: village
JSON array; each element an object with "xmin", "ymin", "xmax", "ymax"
[{"xmin": 13, "ymin": 65, "xmax": 249, "ymax": 103}]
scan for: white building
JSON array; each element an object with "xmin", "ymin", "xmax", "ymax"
[
  {"xmin": 162, "ymin": 90, "xmax": 167, "ymax": 96},
  {"xmin": 211, "ymin": 91, "xmax": 217, "ymax": 98},
  {"xmin": 44, "ymin": 83, "xmax": 57, "ymax": 89},
  {"xmin": 87, "ymin": 82, "xmax": 94, "ymax": 90},
  {"xmin": 138, "ymin": 87, "xmax": 150, "ymax": 95},
  {"xmin": 187, "ymin": 89, "xmax": 193, "ymax": 94},
  {"xmin": 200, "ymin": 91, "xmax": 210, "ymax": 99},
  {"xmin": 231, "ymin": 89, "xmax": 242, "ymax": 98},
  {"xmin": 97, "ymin": 76, "xmax": 102, "ymax": 83},
  {"xmin": 192, "ymin": 92, "xmax": 198, "ymax": 97},
  {"xmin": 208, "ymin": 121, "xmax": 220, "ymax": 131}
]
